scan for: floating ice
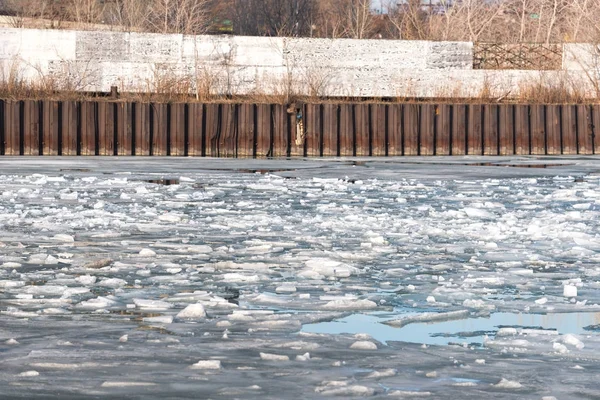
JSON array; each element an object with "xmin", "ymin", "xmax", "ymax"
[
  {"xmin": 296, "ymin": 353, "xmax": 311, "ymax": 361},
  {"xmin": 191, "ymin": 360, "xmax": 221, "ymax": 370},
  {"xmin": 387, "ymin": 390, "xmax": 431, "ymax": 397},
  {"xmin": 1, "ymin": 262, "xmax": 21, "ymax": 268},
  {"xmin": 384, "ymin": 310, "xmax": 470, "ymax": 327},
  {"xmin": 275, "ymin": 285, "xmax": 297, "ymax": 293},
  {"xmin": 321, "ymin": 299, "xmax": 377, "ymax": 311},
  {"xmin": 52, "ymin": 234, "xmax": 74, "ymax": 242},
  {"xmin": 143, "ymin": 315, "xmax": 173, "ymax": 324},
  {"xmin": 259, "ymin": 352, "xmax": 289, "ymax": 361},
  {"xmin": 553, "ymin": 342, "xmax": 569, "ymax": 353},
  {"xmin": 76, "ymin": 296, "xmax": 117, "ymax": 310},
  {"xmin": 365, "ymin": 369, "xmax": 396, "ymax": 379},
  {"xmin": 18, "ymin": 371, "xmax": 39, "ymax": 377},
  {"xmin": 101, "ymin": 382, "xmax": 157, "ymax": 387},
  {"xmin": 176, "ymin": 304, "xmax": 206, "ymax": 319},
  {"xmin": 564, "ymin": 285, "xmax": 578, "ymax": 297},
  {"xmin": 493, "ymin": 378, "xmax": 523, "ymax": 389},
  {"xmin": 83, "ymin": 259, "xmax": 112, "ymax": 269},
  {"xmin": 315, "ymin": 381, "xmax": 375, "ymax": 396},
  {"xmin": 133, "ymin": 299, "xmax": 172, "ymax": 309},
  {"xmin": 98, "ymin": 278, "xmax": 127, "ymax": 288},
  {"xmin": 349, "ymin": 340, "xmax": 377, "ymax": 350},
  {"xmin": 561, "ymin": 334, "xmax": 585, "ymax": 350},
  {"xmin": 301, "ymin": 259, "xmax": 357, "ymax": 278},
  {"xmin": 139, "ymin": 248, "xmax": 157, "ymax": 257},
  {"xmin": 76, "ymin": 275, "xmax": 97, "ymax": 285}
]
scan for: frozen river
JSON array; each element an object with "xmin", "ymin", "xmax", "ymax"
[{"xmin": 1, "ymin": 156, "xmax": 600, "ymax": 399}]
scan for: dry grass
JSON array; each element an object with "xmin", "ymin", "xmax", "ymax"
[{"xmin": 0, "ymin": 60, "xmax": 598, "ymax": 105}]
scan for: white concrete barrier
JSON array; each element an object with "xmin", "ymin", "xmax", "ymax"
[{"xmin": 0, "ymin": 27, "xmax": 598, "ymax": 98}]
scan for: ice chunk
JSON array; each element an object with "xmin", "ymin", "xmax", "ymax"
[
  {"xmin": 366, "ymin": 369, "xmax": 396, "ymax": 379},
  {"xmin": 76, "ymin": 275, "xmax": 97, "ymax": 285},
  {"xmin": 18, "ymin": 371, "xmax": 39, "ymax": 377},
  {"xmin": 349, "ymin": 341, "xmax": 377, "ymax": 350},
  {"xmin": 1, "ymin": 262, "xmax": 21, "ymax": 268},
  {"xmin": 83, "ymin": 259, "xmax": 112, "ymax": 269},
  {"xmin": 315, "ymin": 382, "xmax": 374, "ymax": 396},
  {"xmin": 24, "ymin": 285, "xmax": 68, "ymax": 296},
  {"xmin": 496, "ymin": 328, "xmax": 518, "ymax": 337},
  {"xmin": 77, "ymin": 296, "xmax": 117, "ymax": 310},
  {"xmin": 426, "ymin": 296, "xmax": 436, "ymax": 303},
  {"xmin": 52, "ymin": 234, "xmax": 74, "ymax": 242},
  {"xmin": 119, "ymin": 335, "xmax": 128, "ymax": 343},
  {"xmin": 275, "ymin": 285, "xmax": 297, "ymax": 294},
  {"xmin": 296, "ymin": 353, "xmax": 311, "ymax": 361},
  {"xmin": 322, "ymin": 299, "xmax": 377, "ymax": 311},
  {"xmin": 302, "ymin": 259, "xmax": 357, "ymax": 278},
  {"xmin": 6, "ymin": 338, "xmax": 19, "ymax": 345},
  {"xmin": 61, "ymin": 288, "xmax": 90, "ymax": 298},
  {"xmin": 158, "ymin": 213, "xmax": 182, "ymax": 223},
  {"xmin": 222, "ymin": 273, "xmax": 260, "ymax": 283},
  {"xmin": 139, "ymin": 248, "xmax": 157, "ymax": 257},
  {"xmin": 534, "ymin": 297, "xmax": 548, "ymax": 305},
  {"xmin": 563, "ymin": 285, "xmax": 578, "ymax": 297},
  {"xmin": 463, "ymin": 299, "xmax": 491, "ymax": 309},
  {"xmin": 143, "ymin": 315, "xmax": 173, "ymax": 324},
  {"xmin": 101, "ymin": 382, "xmax": 157, "ymax": 387},
  {"xmin": 176, "ymin": 304, "xmax": 206, "ymax": 319},
  {"xmin": 187, "ymin": 245, "xmax": 213, "ymax": 254},
  {"xmin": 385, "ymin": 310, "xmax": 469, "ymax": 328},
  {"xmin": 553, "ymin": 342, "xmax": 569, "ymax": 353},
  {"xmin": 133, "ymin": 299, "xmax": 172, "ymax": 309},
  {"xmin": 463, "ymin": 207, "xmax": 494, "ymax": 219},
  {"xmin": 98, "ymin": 278, "xmax": 127, "ymax": 288},
  {"xmin": 492, "ymin": 378, "xmax": 522, "ymax": 389},
  {"xmin": 388, "ymin": 390, "xmax": 431, "ymax": 397},
  {"xmin": 259, "ymin": 352, "xmax": 289, "ymax": 361},
  {"xmin": 191, "ymin": 360, "xmax": 221, "ymax": 370},
  {"xmin": 562, "ymin": 334, "xmax": 584, "ymax": 350}
]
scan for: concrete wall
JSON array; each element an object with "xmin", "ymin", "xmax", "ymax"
[{"xmin": 0, "ymin": 27, "xmax": 597, "ymax": 98}]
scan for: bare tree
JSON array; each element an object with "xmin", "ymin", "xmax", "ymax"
[
  {"xmin": 345, "ymin": 0, "xmax": 374, "ymax": 38},
  {"xmin": 67, "ymin": 0, "xmax": 105, "ymax": 24},
  {"xmin": 146, "ymin": 0, "xmax": 209, "ymax": 34},
  {"xmin": 230, "ymin": 0, "xmax": 315, "ymax": 37}
]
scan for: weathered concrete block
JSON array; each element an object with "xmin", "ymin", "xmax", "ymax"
[
  {"xmin": 76, "ymin": 31, "xmax": 130, "ymax": 62},
  {"xmin": 0, "ymin": 28, "xmax": 25, "ymax": 58},
  {"xmin": 0, "ymin": 28, "xmax": 76, "ymax": 64},
  {"xmin": 426, "ymin": 42, "xmax": 472, "ymax": 70},
  {"xmin": 182, "ymin": 35, "xmax": 234, "ymax": 65},
  {"xmin": 231, "ymin": 36, "xmax": 284, "ymax": 67},
  {"xmin": 287, "ymin": 38, "xmax": 429, "ymax": 70},
  {"xmin": 129, "ymin": 32, "xmax": 182, "ymax": 63},
  {"xmin": 98, "ymin": 61, "xmax": 154, "ymax": 92}
]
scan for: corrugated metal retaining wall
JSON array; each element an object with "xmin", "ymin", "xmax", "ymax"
[{"xmin": 1, "ymin": 100, "xmax": 598, "ymax": 156}]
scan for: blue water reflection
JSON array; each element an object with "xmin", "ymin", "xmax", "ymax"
[{"xmin": 302, "ymin": 311, "xmax": 600, "ymax": 345}]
